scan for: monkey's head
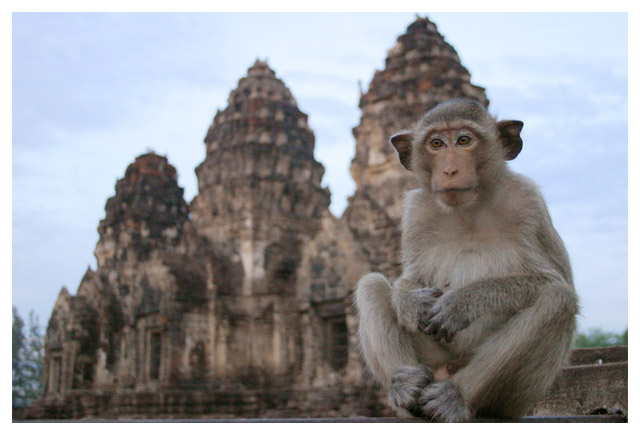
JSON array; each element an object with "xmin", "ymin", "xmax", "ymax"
[{"xmin": 390, "ymin": 99, "xmax": 524, "ymax": 209}]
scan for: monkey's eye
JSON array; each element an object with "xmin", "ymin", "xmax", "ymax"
[
  {"xmin": 430, "ymin": 138, "xmax": 444, "ymax": 149},
  {"xmin": 457, "ymin": 136, "xmax": 472, "ymax": 146}
]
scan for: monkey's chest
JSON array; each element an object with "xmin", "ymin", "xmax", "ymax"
[{"xmin": 418, "ymin": 234, "xmax": 523, "ymax": 289}]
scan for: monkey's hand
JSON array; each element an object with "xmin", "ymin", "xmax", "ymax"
[
  {"xmin": 423, "ymin": 291, "xmax": 477, "ymax": 343},
  {"xmin": 395, "ymin": 287, "xmax": 443, "ymax": 333}
]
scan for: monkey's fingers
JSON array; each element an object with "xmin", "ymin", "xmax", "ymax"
[
  {"xmin": 438, "ymin": 318, "xmax": 472, "ymax": 343},
  {"xmin": 423, "ymin": 318, "xmax": 440, "ymax": 336},
  {"xmin": 423, "ymin": 315, "xmax": 458, "ymax": 342},
  {"xmin": 418, "ymin": 318, "xmax": 429, "ymax": 331},
  {"xmin": 430, "ymin": 288, "xmax": 443, "ymax": 298},
  {"xmin": 442, "ymin": 328, "xmax": 456, "ymax": 343},
  {"xmin": 433, "ymin": 325, "xmax": 452, "ymax": 343},
  {"xmin": 419, "ymin": 313, "xmax": 437, "ymax": 332}
]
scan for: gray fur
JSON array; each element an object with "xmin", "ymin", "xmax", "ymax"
[
  {"xmin": 389, "ymin": 365, "xmax": 434, "ymax": 417},
  {"xmin": 355, "ymin": 100, "xmax": 579, "ymax": 422},
  {"xmin": 419, "ymin": 381, "xmax": 473, "ymax": 422}
]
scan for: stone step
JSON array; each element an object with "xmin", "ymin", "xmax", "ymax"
[
  {"xmin": 531, "ymin": 346, "xmax": 627, "ymax": 417},
  {"xmin": 13, "ymin": 415, "xmax": 627, "ymax": 423},
  {"xmin": 569, "ymin": 345, "xmax": 627, "ymax": 365},
  {"xmin": 13, "ymin": 346, "xmax": 628, "ymax": 422}
]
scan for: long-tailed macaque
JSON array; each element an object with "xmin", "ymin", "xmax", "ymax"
[{"xmin": 355, "ymin": 99, "xmax": 578, "ymax": 422}]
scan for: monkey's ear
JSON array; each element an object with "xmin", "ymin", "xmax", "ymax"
[
  {"xmin": 390, "ymin": 132, "xmax": 414, "ymax": 171},
  {"xmin": 497, "ymin": 120, "xmax": 524, "ymax": 160}
]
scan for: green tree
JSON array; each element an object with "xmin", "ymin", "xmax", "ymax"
[
  {"xmin": 620, "ymin": 328, "xmax": 628, "ymax": 345},
  {"xmin": 12, "ymin": 306, "xmax": 44, "ymax": 407},
  {"xmin": 12, "ymin": 307, "xmax": 25, "ymax": 392},
  {"xmin": 575, "ymin": 327, "xmax": 628, "ymax": 348}
]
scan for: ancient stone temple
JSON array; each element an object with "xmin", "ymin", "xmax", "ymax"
[
  {"xmin": 42, "ymin": 153, "xmax": 225, "ymax": 407},
  {"xmin": 23, "ymin": 15, "xmax": 582, "ymax": 421},
  {"xmin": 15, "ymin": 15, "xmax": 629, "ymax": 422},
  {"xmin": 29, "ymin": 59, "xmax": 378, "ymax": 420},
  {"xmin": 343, "ymin": 16, "xmax": 488, "ymax": 279},
  {"xmin": 187, "ymin": 59, "xmax": 372, "ymax": 397}
]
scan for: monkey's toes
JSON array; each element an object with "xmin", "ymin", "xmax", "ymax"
[
  {"xmin": 418, "ymin": 381, "xmax": 472, "ymax": 422},
  {"xmin": 388, "ymin": 365, "xmax": 434, "ymax": 418}
]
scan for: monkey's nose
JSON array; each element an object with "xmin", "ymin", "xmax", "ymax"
[{"xmin": 443, "ymin": 168, "xmax": 459, "ymax": 177}]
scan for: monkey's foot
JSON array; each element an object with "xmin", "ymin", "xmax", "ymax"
[
  {"xmin": 388, "ymin": 365, "xmax": 434, "ymax": 418},
  {"xmin": 418, "ymin": 381, "xmax": 472, "ymax": 422}
]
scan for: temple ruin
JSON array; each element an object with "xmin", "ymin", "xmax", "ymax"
[{"xmin": 15, "ymin": 16, "xmax": 626, "ymax": 421}]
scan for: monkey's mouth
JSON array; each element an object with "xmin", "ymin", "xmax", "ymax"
[
  {"xmin": 438, "ymin": 187, "xmax": 475, "ymax": 194},
  {"xmin": 436, "ymin": 187, "xmax": 477, "ymax": 207}
]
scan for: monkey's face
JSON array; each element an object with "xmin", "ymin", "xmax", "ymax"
[
  {"xmin": 390, "ymin": 99, "xmax": 525, "ymax": 208},
  {"xmin": 419, "ymin": 127, "xmax": 480, "ymax": 208}
]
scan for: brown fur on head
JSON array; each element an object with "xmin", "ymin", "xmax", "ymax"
[{"xmin": 390, "ymin": 99, "xmax": 523, "ymax": 208}]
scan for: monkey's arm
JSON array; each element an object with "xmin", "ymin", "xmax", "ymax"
[
  {"xmin": 424, "ymin": 274, "xmax": 563, "ymax": 342},
  {"xmin": 392, "ymin": 277, "xmax": 443, "ymax": 333}
]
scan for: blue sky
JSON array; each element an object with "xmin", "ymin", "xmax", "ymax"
[{"xmin": 11, "ymin": 12, "xmax": 628, "ymax": 334}]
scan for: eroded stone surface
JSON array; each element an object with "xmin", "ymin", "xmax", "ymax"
[
  {"xmin": 344, "ymin": 16, "xmax": 488, "ymax": 279},
  {"xmin": 32, "ymin": 59, "xmax": 377, "ymax": 420}
]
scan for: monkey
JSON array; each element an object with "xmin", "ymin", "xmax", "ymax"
[{"xmin": 354, "ymin": 99, "xmax": 578, "ymax": 422}]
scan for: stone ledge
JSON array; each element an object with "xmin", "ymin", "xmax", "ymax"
[
  {"xmin": 15, "ymin": 347, "xmax": 627, "ymax": 421},
  {"xmin": 14, "ymin": 415, "xmax": 627, "ymax": 423},
  {"xmin": 569, "ymin": 345, "xmax": 627, "ymax": 365},
  {"xmin": 533, "ymin": 346, "xmax": 628, "ymax": 417}
]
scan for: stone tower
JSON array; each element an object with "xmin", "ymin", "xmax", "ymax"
[
  {"xmin": 95, "ymin": 152, "xmax": 190, "ymax": 269},
  {"xmin": 191, "ymin": 59, "xmax": 330, "ymax": 296},
  {"xmin": 343, "ymin": 16, "xmax": 489, "ymax": 279},
  {"xmin": 43, "ymin": 153, "xmax": 217, "ymax": 398},
  {"xmin": 188, "ymin": 60, "xmax": 354, "ymax": 387}
]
